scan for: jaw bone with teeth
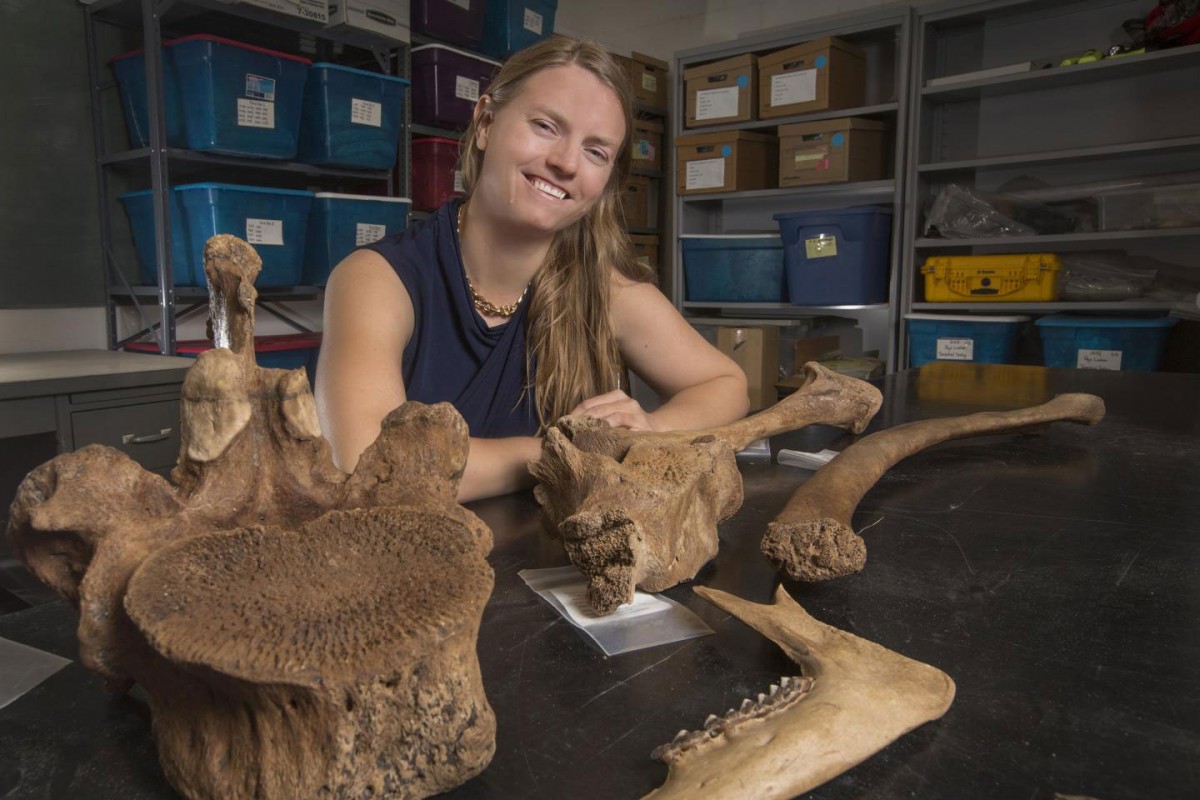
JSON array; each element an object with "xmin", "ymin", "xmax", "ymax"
[
  {"xmin": 530, "ymin": 363, "xmax": 882, "ymax": 614},
  {"xmin": 642, "ymin": 584, "xmax": 956, "ymax": 800}
]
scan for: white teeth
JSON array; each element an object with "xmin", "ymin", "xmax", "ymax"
[
  {"xmin": 530, "ymin": 177, "xmax": 566, "ymax": 199},
  {"xmin": 769, "ymin": 684, "xmax": 779, "ymax": 696},
  {"xmin": 703, "ymin": 714, "xmax": 719, "ymax": 729}
]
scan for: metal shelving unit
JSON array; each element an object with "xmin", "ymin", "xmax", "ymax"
[
  {"xmin": 85, "ymin": 0, "xmax": 410, "ymax": 355},
  {"xmin": 670, "ymin": 5, "xmax": 914, "ymax": 371}
]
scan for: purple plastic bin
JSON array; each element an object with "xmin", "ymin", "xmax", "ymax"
[
  {"xmin": 411, "ymin": 44, "xmax": 502, "ymax": 131},
  {"xmin": 411, "ymin": 0, "xmax": 488, "ymax": 49}
]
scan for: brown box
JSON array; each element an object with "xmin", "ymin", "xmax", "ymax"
[
  {"xmin": 676, "ymin": 131, "xmax": 777, "ymax": 195},
  {"xmin": 684, "ymin": 53, "xmax": 757, "ymax": 127},
  {"xmin": 632, "ymin": 119, "xmax": 664, "ymax": 171},
  {"xmin": 630, "ymin": 52, "xmax": 669, "ymax": 108},
  {"xmin": 758, "ymin": 36, "xmax": 866, "ymax": 119},
  {"xmin": 621, "ymin": 175, "xmax": 654, "ymax": 228},
  {"xmin": 793, "ymin": 335, "xmax": 842, "ymax": 371},
  {"xmin": 629, "ymin": 233, "xmax": 659, "ymax": 268},
  {"xmin": 717, "ymin": 326, "xmax": 780, "ymax": 411},
  {"xmin": 778, "ymin": 117, "xmax": 886, "ymax": 186}
]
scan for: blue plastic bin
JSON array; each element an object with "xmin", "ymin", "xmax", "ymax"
[
  {"xmin": 906, "ymin": 314, "xmax": 1030, "ymax": 368},
  {"xmin": 110, "ymin": 49, "xmax": 187, "ymax": 149},
  {"xmin": 774, "ymin": 206, "xmax": 892, "ymax": 305},
  {"xmin": 297, "ymin": 64, "xmax": 410, "ymax": 169},
  {"xmin": 682, "ymin": 235, "xmax": 787, "ymax": 302},
  {"xmin": 1036, "ymin": 315, "xmax": 1177, "ymax": 371},
  {"xmin": 119, "ymin": 189, "xmax": 195, "ymax": 286},
  {"xmin": 304, "ymin": 193, "xmax": 412, "ymax": 285},
  {"xmin": 481, "ymin": 0, "xmax": 559, "ymax": 58}
]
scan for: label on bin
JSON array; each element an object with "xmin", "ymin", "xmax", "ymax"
[
  {"xmin": 685, "ymin": 158, "xmax": 725, "ymax": 190},
  {"xmin": 772, "ymin": 69, "xmax": 816, "ymax": 106},
  {"xmin": 356, "ymin": 223, "xmax": 387, "ymax": 246},
  {"xmin": 643, "ymin": 73, "xmax": 657, "ymax": 92},
  {"xmin": 245, "ymin": 74, "xmax": 276, "ymax": 102},
  {"xmin": 454, "ymin": 170, "xmax": 465, "ymax": 193},
  {"xmin": 246, "ymin": 218, "xmax": 283, "ymax": 246},
  {"xmin": 936, "ymin": 338, "xmax": 975, "ymax": 361},
  {"xmin": 524, "ymin": 8, "xmax": 543, "ymax": 33},
  {"xmin": 237, "ymin": 98, "xmax": 275, "ymax": 129},
  {"xmin": 350, "ymin": 98, "xmax": 382, "ymax": 127},
  {"xmin": 455, "ymin": 76, "xmax": 481, "ymax": 102},
  {"xmin": 805, "ymin": 235, "xmax": 838, "ymax": 259},
  {"xmin": 695, "ymin": 87, "xmax": 739, "ymax": 120},
  {"xmin": 1077, "ymin": 349, "xmax": 1122, "ymax": 370}
]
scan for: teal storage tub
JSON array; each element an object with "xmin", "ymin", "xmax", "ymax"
[
  {"xmin": 906, "ymin": 313, "xmax": 1030, "ymax": 368},
  {"xmin": 1036, "ymin": 315, "xmax": 1177, "ymax": 371},
  {"xmin": 119, "ymin": 189, "xmax": 195, "ymax": 286},
  {"xmin": 297, "ymin": 63, "xmax": 410, "ymax": 169},
  {"xmin": 304, "ymin": 193, "xmax": 412, "ymax": 286},
  {"xmin": 481, "ymin": 0, "xmax": 559, "ymax": 58},
  {"xmin": 774, "ymin": 205, "xmax": 892, "ymax": 305},
  {"xmin": 682, "ymin": 234, "xmax": 787, "ymax": 302}
]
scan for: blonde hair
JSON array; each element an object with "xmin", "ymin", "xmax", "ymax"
[{"xmin": 458, "ymin": 35, "xmax": 656, "ymax": 429}]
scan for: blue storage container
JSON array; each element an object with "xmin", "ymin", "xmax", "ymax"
[
  {"xmin": 774, "ymin": 205, "xmax": 892, "ymax": 305},
  {"xmin": 481, "ymin": 0, "xmax": 559, "ymax": 58},
  {"xmin": 1036, "ymin": 315, "xmax": 1177, "ymax": 371},
  {"xmin": 304, "ymin": 193, "xmax": 412, "ymax": 285},
  {"xmin": 682, "ymin": 235, "xmax": 787, "ymax": 302},
  {"xmin": 297, "ymin": 64, "xmax": 410, "ymax": 169},
  {"xmin": 119, "ymin": 188, "xmax": 196, "ymax": 286},
  {"xmin": 906, "ymin": 313, "xmax": 1030, "ymax": 368},
  {"xmin": 110, "ymin": 48, "xmax": 188, "ymax": 149}
]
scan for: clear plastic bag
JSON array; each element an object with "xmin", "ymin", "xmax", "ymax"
[
  {"xmin": 923, "ymin": 184, "xmax": 1084, "ymax": 238},
  {"xmin": 1060, "ymin": 251, "xmax": 1157, "ymax": 301}
]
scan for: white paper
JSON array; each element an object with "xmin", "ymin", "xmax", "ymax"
[
  {"xmin": 686, "ymin": 157, "xmax": 725, "ymax": 191},
  {"xmin": 350, "ymin": 97, "xmax": 382, "ymax": 127},
  {"xmin": 777, "ymin": 448, "xmax": 840, "ymax": 470},
  {"xmin": 547, "ymin": 582, "xmax": 674, "ymax": 627},
  {"xmin": 453, "ymin": 170, "xmax": 465, "ymax": 193},
  {"xmin": 1077, "ymin": 349, "xmax": 1122, "ymax": 370},
  {"xmin": 936, "ymin": 337, "xmax": 975, "ymax": 361},
  {"xmin": 737, "ymin": 438, "xmax": 771, "ymax": 459},
  {"xmin": 642, "ymin": 73, "xmax": 657, "ymax": 92},
  {"xmin": 771, "ymin": 69, "xmax": 817, "ymax": 106},
  {"xmin": 455, "ymin": 75, "xmax": 480, "ymax": 102},
  {"xmin": 355, "ymin": 222, "xmax": 387, "ymax": 246},
  {"xmin": 523, "ymin": 7, "xmax": 543, "ymax": 34},
  {"xmin": 237, "ymin": 98, "xmax": 275, "ymax": 129},
  {"xmin": 246, "ymin": 218, "xmax": 283, "ymax": 245},
  {"xmin": 695, "ymin": 86, "xmax": 739, "ymax": 120}
]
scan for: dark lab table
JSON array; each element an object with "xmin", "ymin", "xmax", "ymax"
[{"xmin": 2, "ymin": 364, "xmax": 1198, "ymax": 799}]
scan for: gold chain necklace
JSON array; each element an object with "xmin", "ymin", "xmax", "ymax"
[{"xmin": 457, "ymin": 204, "xmax": 529, "ymax": 318}]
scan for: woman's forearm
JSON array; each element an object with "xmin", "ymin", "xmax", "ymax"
[
  {"xmin": 458, "ymin": 435, "xmax": 544, "ymax": 503},
  {"xmin": 646, "ymin": 374, "xmax": 750, "ymax": 433}
]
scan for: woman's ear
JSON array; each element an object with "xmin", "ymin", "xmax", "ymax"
[{"xmin": 473, "ymin": 96, "xmax": 492, "ymax": 151}]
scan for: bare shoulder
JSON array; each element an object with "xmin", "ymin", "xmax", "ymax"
[{"xmin": 323, "ymin": 248, "xmax": 413, "ymax": 347}]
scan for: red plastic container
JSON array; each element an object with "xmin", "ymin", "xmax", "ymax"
[{"xmin": 412, "ymin": 137, "xmax": 464, "ymax": 211}]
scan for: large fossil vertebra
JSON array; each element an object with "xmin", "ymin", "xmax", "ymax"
[
  {"xmin": 762, "ymin": 392, "xmax": 1106, "ymax": 582},
  {"xmin": 643, "ymin": 584, "xmax": 956, "ymax": 800},
  {"xmin": 530, "ymin": 364, "xmax": 882, "ymax": 614},
  {"xmin": 6, "ymin": 235, "xmax": 495, "ymax": 800}
]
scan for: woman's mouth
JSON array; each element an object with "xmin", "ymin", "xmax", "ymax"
[{"xmin": 528, "ymin": 175, "xmax": 569, "ymax": 200}]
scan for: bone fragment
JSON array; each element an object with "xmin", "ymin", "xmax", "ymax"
[
  {"xmin": 643, "ymin": 585, "xmax": 955, "ymax": 800},
  {"xmin": 531, "ymin": 364, "xmax": 882, "ymax": 614},
  {"xmin": 762, "ymin": 393, "xmax": 1106, "ymax": 582}
]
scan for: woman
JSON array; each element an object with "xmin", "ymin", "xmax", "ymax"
[{"xmin": 316, "ymin": 35, "xmax": 749, "ymax": 502}]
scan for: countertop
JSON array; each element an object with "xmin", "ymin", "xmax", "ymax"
[{"xmin": 0, "ymin": 350, "xmax": 194, "ymax": 401}]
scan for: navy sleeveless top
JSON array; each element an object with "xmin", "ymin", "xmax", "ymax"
[{"xmin": 362, "ymin": 200, "xmax": 539, "ymax": 438}]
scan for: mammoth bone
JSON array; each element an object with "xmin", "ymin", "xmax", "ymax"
[
  {"xmin": 762, "ymin": 392, "xmax": 1107, "ymax": 582},
  {"xmin": 643, "ymin": 584, "xmax": 956, "ymax": 800},
  {"xmin": 6, "ymin": 235, "xmax": 496, "ymax": 800},
  {"xmin": 530, "ymin": 364, "xmax": 882, "ymax": 614}
]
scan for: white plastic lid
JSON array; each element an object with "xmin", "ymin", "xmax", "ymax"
[
  {"xmin": 411, "ymin": 43, "xmax": 503, "ymax": 67},
  {"xmin": 313, "ymin": 193, "xmax": 412, "ymax": 203},
  {"xmin": 905, "ymin": 313, "xmax": 1031, "ymax": 323}
]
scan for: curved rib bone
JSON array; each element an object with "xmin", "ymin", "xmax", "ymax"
[
  {"xmin": 643, "ymin": 584, "xmax": 955, "ymax": 800},
  {"xmin": 762, "ymin": 393, "xmax": 1106, "ymax": 582}
]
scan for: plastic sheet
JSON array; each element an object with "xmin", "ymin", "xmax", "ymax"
[
  {"xmin": 923, "ymin": 184, "xmax": 1083, "ymax": 238},
  {"xmin": 1060, "ymin": 252, "xmax": 1157, "ymax": 301},
  {"xmin": 0, "ymin": 636, "xmax": 71, "ymax": 711}
]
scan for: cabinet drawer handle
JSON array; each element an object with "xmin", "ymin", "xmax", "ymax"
[{"xmin": 122, "ymin": 427, "xmax": 173, "ymax": 445}]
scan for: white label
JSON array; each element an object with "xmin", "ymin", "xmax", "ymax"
[
  {"xmin": 685, "ymin": 157, "xmax": 725, "ymax": 190},
  {"xmin": 453, "ymin": 170, "xmax": 465, "ymax": 193},
  {"xmin": 695, "ymin": 86, "xmax": 739, "ymax": 120},
  {"xmin": 547, "ymin": 580, "xmax": 673, "ymax": 625},
  {"xmin": 237, "ymin": 98, "xmax": 275, "ymax": 129},
  {"xmin": 771, "ymin": 69, "xmax": 817, "ymax": 106},
  {"xmin": 355, "ymin": 222, "xmax": 387, "ymax": 246},
  {"xmin": 642, "ymin": 73, "xmax": 657, "ymax": 92},
  {"xmin": 936, "ymin": 338, "xmax": 975, "ymax": 361},
  {"xmin": 246, "ymin": 218, "xmax": 283, "ymax": 246},
  {"xmin": 455, "ymin": 75, "xmax": 480, "ymax": 102},
  {"xmin": 523, "ymin": 8, "xmax": 543, "ymax": 33},
  {"xmin": 1077, "ymin": 349, "xmax": 1122, "ymax": 370},
  {"xmin": 350, "ymin": 98, "xmax": 382, "ymax": 127},
  {"xmin": 448, "ymin": 0, "xmax": 470, "ymax": 8}
]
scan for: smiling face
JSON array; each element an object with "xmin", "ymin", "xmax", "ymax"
[{"xmin": 471, "ymin": 63, "xmax": 627, "ymax": 237}]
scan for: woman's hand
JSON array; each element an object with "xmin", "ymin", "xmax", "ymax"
[{"xmin": 570, "ymin": 390, "xmax": 659, "ymax": 431}]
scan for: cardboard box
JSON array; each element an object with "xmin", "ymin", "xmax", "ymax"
[
  {"xmin": 327, "ymin": 0, "xmax": 410, "ymax": 43},
  {"xmin": 629, "ymin": 233, "xmax": 659, "ymax": 269},
  {"xmin": 676, "ymin": 131, "xmax": 777, "ymax": 195},
  {"xmin": 621, "ymin": 175, "xmax": 654, "ymax": 228},
  {"xmin": 778, "ymin": 117, "xmax": 886, "ymax": 186},
  {"xmin": 717, "ymin": 326, "xmax": 780, "ymax": 411},
  {"xmin": 684, "ymin": 53, "xmax": 757, "ymax": 127},
  {"xmin": 632, "ymin": 119, "xmax": 664, "ymax": 172},
  {"xmin": 793, "ymin": 335, "xmax": 842, "ymax": 371},
  {"xmin": 758, "ymin": 36, "xmax": 865, "ymax": 119},
  {"xmin": 630, "ymin": 52, "xmax": 669, "ymax": 109},
  {"xmin": 218, "ymin": 0, "xmax": 329, "ymax": 23}
]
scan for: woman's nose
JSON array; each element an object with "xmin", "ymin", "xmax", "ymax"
[{"xmin": 546, "ymin": 139, "xmax": 578, "ymax": 175}]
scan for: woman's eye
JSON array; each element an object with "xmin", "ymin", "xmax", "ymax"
[
  {"xmin": 533, "ymin": 120, "xmax": 555, "ymax": 134},
  {"xmin": 587, "ymin": 148, "xmax": 611, "ymax": 165}
]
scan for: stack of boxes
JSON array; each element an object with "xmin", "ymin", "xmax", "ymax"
[{"xmin": 613, "ymin": 52, "xmax": 671, "ymax": 274}]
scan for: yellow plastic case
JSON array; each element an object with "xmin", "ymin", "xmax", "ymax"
[{"xmin": 922, "ymin": 253, "xmax": 1061, "ymax": 302}]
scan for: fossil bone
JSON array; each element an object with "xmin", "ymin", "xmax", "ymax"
[
  {"xmin": 762, "ymin": 393, "xmax": 1106, "ymax": 582},
  {"xmin": 643, "ymin": 584, "xmax": 956, "ymax": 800},
  {"xmin": 530, "ymin": 364, "xmax": 882, "ymax": 614},
  {"xmin": 6, "ymin": 234, "xmax": 495, "ymax": 799}
]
